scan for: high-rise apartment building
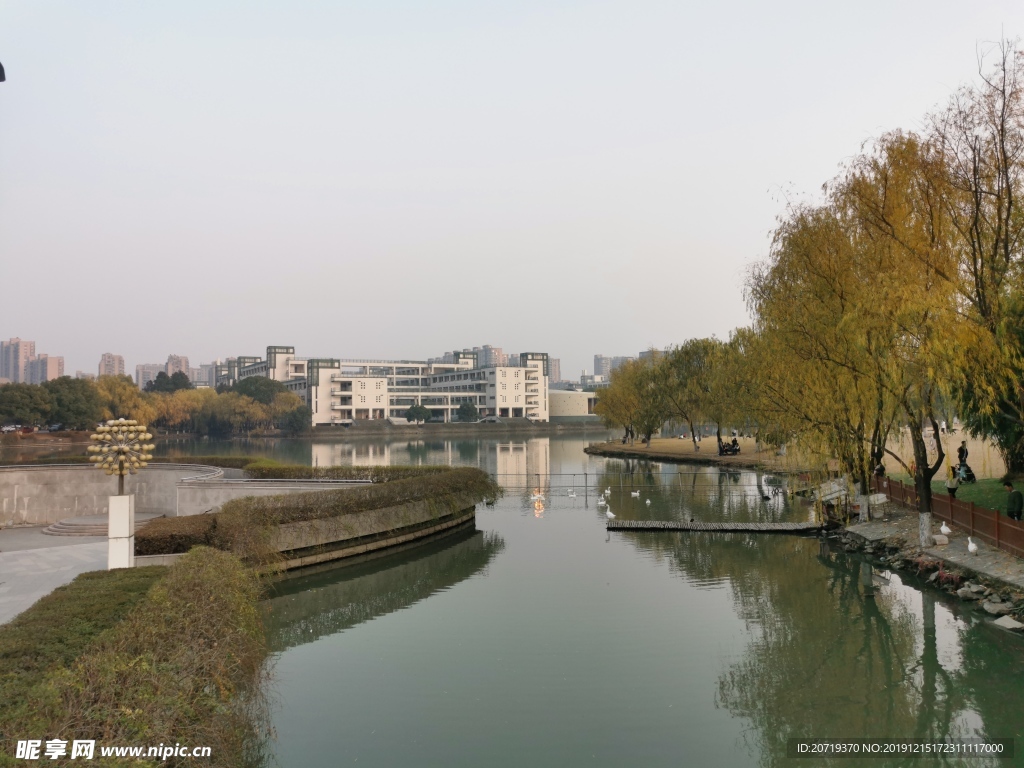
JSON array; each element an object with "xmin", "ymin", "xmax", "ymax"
[
  {"xmin": 165, "ymin": 355, "xmax": 189, "ymax": 376},
  {"xmin": 594, "ymin": 354, "xmax": 634, "ymax": 378},
  {"xmin": 1, "ymin": 338, "xmax": 36, "ymax": 383},
  {"xmin": 548, "ymin": 358, "xmax": 561, "ymax": 383},
  {"xmin": 27, "ymin": 355, "xmax": 64, "ymax": 384},
  {"xmin": 135, "ymin": 363, "xmax": 164, "ymax": 389},
  {"xmin": 98, "ymin": 352, "xmax": 125, "ymax": 377}
]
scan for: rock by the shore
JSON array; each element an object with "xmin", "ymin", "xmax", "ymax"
[
  {"xmin": 993, "ymin": 616, "xmax": 1024, "ymax": 631},
  {"xmin": 957, "ymin": 587, "xmax": 982, "ymax": 601},
  {"xmin": 982, "ymin": 601, "xmax": 1014, "ymax": 615}
]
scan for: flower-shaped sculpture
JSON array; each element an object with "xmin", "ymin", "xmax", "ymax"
[{"xmin": 87, "ymin": 418, "xmax": 156, "ymax": 494}]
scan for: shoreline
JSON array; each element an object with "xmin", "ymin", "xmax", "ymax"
[{"xmin": 583, "ymin": 436, "xmax": 800, "ymax": 473}]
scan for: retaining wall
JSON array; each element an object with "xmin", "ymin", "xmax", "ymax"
[{"xmin": 0, "ymin": 464, "xmax": 221, "ymax": 526}]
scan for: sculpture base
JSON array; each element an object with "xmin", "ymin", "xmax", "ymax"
[{"xmin": 108, "ymin": 494, "xmax": 135, "ymax": 570}]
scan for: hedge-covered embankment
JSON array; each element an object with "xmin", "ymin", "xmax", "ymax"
[
  {"xmin": 136, "ymin": 466, "xmax": 501, "ymax": 558},
  {"xmin": 0, "ymin": 548, "xmax": 267, "ymax": 768},
  {"xmin": 242, "ymin": 460, "xmax": 453, "ymax": 482}
]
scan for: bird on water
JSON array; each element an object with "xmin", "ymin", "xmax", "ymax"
[{"xmin": 606, "ymin": 509, "xmax": 615, "ymax": 519}]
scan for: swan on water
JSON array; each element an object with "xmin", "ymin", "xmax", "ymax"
[
  {"xmin": 967, "ymin": 537, "xmax": 979, "ymax": 555},
  {"xmin": 604, "ymin": 488, "xmax": 611, "ymax": 496},
  {"xmin": 606, "ymin": 509, "xmax": 616, "ymax": 519},
  {"xmin": 940, "ymin": 522, "xmax": 952, "ymax": 536},
  {"xmin": 568, "ymin": 490, "xmax": 577, "ymax": 498},
  {"xmin": 645, "ymin": 499, "xmax": 651, "ymax": 506},
  {"xmin": 597, "ymin": 496, "xmax": 606, "ymax": 506},
  {"xmin": 630, "ymin": 490, "xmax": 640, "ymax": 498}
]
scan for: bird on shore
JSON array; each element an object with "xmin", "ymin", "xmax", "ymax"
[
  {"xmin": 630, "ymin": 490, "xmax": 640, "ymax": 498},
  {"xmin": 968, "ymin": 537, "xmax": 979, "ymax": 555},
  {"xmin": 606, "ymin": 509, "xmax": 615, "ymax": 519},
  {"xmin": 940, "ymin": 521, "xmax": 952, "ymax": 536}
]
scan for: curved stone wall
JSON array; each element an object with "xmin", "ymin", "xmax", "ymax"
[
  {"xmin": 0, "ymin": 465, "xmax": 369, "ymax": 526},
  {"xmin": 0, "ymin": 464, "xmax": 222, "ymax": 526}
]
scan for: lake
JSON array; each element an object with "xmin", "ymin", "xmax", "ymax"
[{"xmin": 157, "ymin": 434, "xmax": 1024, "ymax": 767}]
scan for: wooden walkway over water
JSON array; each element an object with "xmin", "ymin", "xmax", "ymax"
[{"xmin": 606, "ymin": 520, "xmax": 826, "ymax": 534}]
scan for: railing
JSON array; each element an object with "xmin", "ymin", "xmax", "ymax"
[{"xmin": 870, "ymin": 476, "xmax": 1024, "ymax": 558}]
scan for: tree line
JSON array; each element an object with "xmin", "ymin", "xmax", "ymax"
[
  {"xmin": 0, "ymin": 375, "xmax": 312, "ymax": 437},
  {"xmin": 596, "ymin": 42, "xmax": 1024, "ymax": 545}
]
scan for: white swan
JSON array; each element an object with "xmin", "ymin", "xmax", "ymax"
[
  {"xmin": 597, "ymin": 496, "xmax": 606, "ymax": 506},
  {"xmin": 568, "ymin": 490, "xmax": 577, "ymax": 498},
  {"xmin": 967, "ymin": 537, "xmax": 979, "ymax": 555},
  {"xmin": 606, "ymin": 509, "xmax": 615, "ymax": 519},
  {"xmin": 940, "ymin": 521, "xmax": 952, "ymax": 536},
  {"xmin": 630, "ymin": 490, "xmax": 640, "ymax": 498},
  {"xmin": 604, "ymin": 488, "xmax": 611, "ymax": 496},
  {"xmin": 645, "ymin": 499, "xmax": 652, "ymax": 506}
]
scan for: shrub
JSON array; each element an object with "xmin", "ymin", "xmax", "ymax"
[
  {"xmin": 0, "ymin": 567, "xmax": 165, "ymax": 731},
  {"xmin": 242, "ymin": 461, "xmax": 450, "ymax": 482},
  {"xmin": 3, "ymin": 548, "xmax": 267, "ymax": 768},
  {"xmin": 136, "ymin": 467, "xmax": 502, "ymax": 558}
]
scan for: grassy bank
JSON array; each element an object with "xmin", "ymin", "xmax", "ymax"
[
  {"xmin": 137, "ymin": 466, "xmax": 501, "ymax": 557},
  {"xmin": 0, "ymin": 548, "xmax": 266, "ymax": 768}
]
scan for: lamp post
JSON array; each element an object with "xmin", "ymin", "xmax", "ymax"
[{"xmin": 88, "ymin": 418, "xmax": 155, "ymax": 568}]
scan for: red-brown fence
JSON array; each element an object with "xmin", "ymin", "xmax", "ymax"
[{"xmin": 870, "ymin": 477, "xmax": 1024, "ymax": 558}]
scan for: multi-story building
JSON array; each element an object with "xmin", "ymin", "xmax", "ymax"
[
  {"xmin": 594, "ymin": 354, "xmax": 635, "ymax": 378},
  {"xmin": 75, "ymin": 371, "xmax": 96, "ymax": 381},
  {"xmin": 165, "ymin": 355, "xmax": 190, "ymax": 376},
  {"xmin": 548, "ymin": 357, "xmax": 561, "ymax": 384},
  {"xmin": 1, "ymin": 338, "xmax": 36, "ymax": 383},
  {"xmin": 98, "ymin": 352, "xmax": 125, "ymax": 377},
  {"xmin": 135, "ymin": 363, "xmax": 164, "ymax": 389},
  {"xmin": 227, "ymin": 345, "xmax": 550, "ymax": 427},
  {"xmin": 27, "ymin": 355, "xmax": 64, "ymax": 384}
]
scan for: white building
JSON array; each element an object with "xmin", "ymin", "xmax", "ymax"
[
  {"xmin": 227, "ymin": 345, "xmax": 550, "ymax": 427},
  {"xmin": 549, "ymin": 389, "xmax": 600, "ymax": 423}
]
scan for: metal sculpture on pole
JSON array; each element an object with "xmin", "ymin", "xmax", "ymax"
[{"xmin": 87, "ymin": 418, "xmax": 155, "ymax": 568}]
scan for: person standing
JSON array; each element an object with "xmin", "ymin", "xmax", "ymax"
[
  {"xmin": 945, "ymin": 466, "xmax": 960, "ymax": 498},
  {"xmin": 1005, "ymin": 481, "xmax": 1023, "ymax": 521},
  {"xmin": 957, "ymin": 440, "xmax": 969, "ymax": 480}
]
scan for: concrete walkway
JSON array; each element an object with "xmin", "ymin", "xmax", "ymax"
[
  {"xmin": 848, "ymin": 505, "xmax": 1024, "ymax": 590},
  {"xmin": 0, "ymin": 526, "xmax": 107, "ymax": 625}
]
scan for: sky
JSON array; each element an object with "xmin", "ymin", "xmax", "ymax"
[{"xmin": 2, "ymin": 1, "xmax": 1024, "ymax": 379}]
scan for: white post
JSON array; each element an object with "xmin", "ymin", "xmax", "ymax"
[{"xmin": 108, "ymin": 494, "xmax": 135, "ymax": 569}]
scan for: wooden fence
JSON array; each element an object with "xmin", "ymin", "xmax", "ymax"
[{"xmin": 870, "ymin": 476, "xmax": 1024, "ymax": 558}]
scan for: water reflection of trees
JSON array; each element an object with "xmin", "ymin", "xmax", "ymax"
[
  {"xmin": 595, "ymin": 463, "xmax": 800, "ymax": 524},
  {"xmin": 261, "ymin": 527, "xmax": 504, "ymax": 652},
  {"xmin": 622, "ymin": 527, "xmax": 1018, "ymax": 767}
]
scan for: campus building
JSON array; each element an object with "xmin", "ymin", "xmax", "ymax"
[
  {"xmin": 223, "ymin": 345, "xmax": 550, "ymax": 427},
  {"xmin": 135, "ymin": 363, "xmax": 164, "ymax": 389}
]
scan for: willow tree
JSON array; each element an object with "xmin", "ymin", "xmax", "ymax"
[
  {"xmin": 929, "ymin": 42, "xmax": 1024, "ymax": 473},
  {"xmin": 838, "ymin": 132, "xmax": 962, "ymax": 544},
  {"xmin": 595, "ymin": 358, "xmax": 668, "ymax": 444},
  {"xmin": 658, "ymin": 337, "xmax": 723, "ymax": 449},
  {"xmin": 748, "ymin": 204, "xmax": 898, "ymax": 496}
]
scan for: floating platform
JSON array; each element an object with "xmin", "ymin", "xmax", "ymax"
[{"xmin": 606, "ymin": 520, "xmax": 827, "ymax": 534}]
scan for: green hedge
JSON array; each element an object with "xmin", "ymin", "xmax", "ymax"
[
  {"xmin": 242, "ymin": 460, "xmax": 452, "ymax": 482},
  {"xmin": 136, "ymin": 466, "xmax": 501, "ymax": 557},
  {"xmin": 0, "ymin": 567, "xmax": 166, "ymax": 732},
  {"xmin": 1, "ymin": 548, "xmax": 266, "ymax": 768}
]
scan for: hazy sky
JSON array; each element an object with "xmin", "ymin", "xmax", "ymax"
[{"xmin": 2, "ymin": 1, "xmax": 1023, "ymax": 378}]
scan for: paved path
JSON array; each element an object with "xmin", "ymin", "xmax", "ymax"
[
  {"xmin": 848, "ymin": 506, "xmax": 1024, "ymax": 591},
  {"xmin": 0, "ymin": 527, "xmax": 107, "ymax": 625}
]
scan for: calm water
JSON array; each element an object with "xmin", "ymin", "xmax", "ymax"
[{"xmin": 159, "ymin": 435, "xmax": 1024, "ymax": 767}]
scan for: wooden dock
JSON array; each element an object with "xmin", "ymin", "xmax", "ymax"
[{"xmin": 606, "ymin": 520, "xmax": 826, "ymax": 534}]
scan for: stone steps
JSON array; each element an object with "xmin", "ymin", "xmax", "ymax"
[{"xmin": 41, "ymin": 514, "xmax": 162, "ymax": 537}]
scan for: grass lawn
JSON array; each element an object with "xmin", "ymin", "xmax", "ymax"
[{"xmin": 889, "ymin": 473, "xmax": 1011, "ymax": 513}]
